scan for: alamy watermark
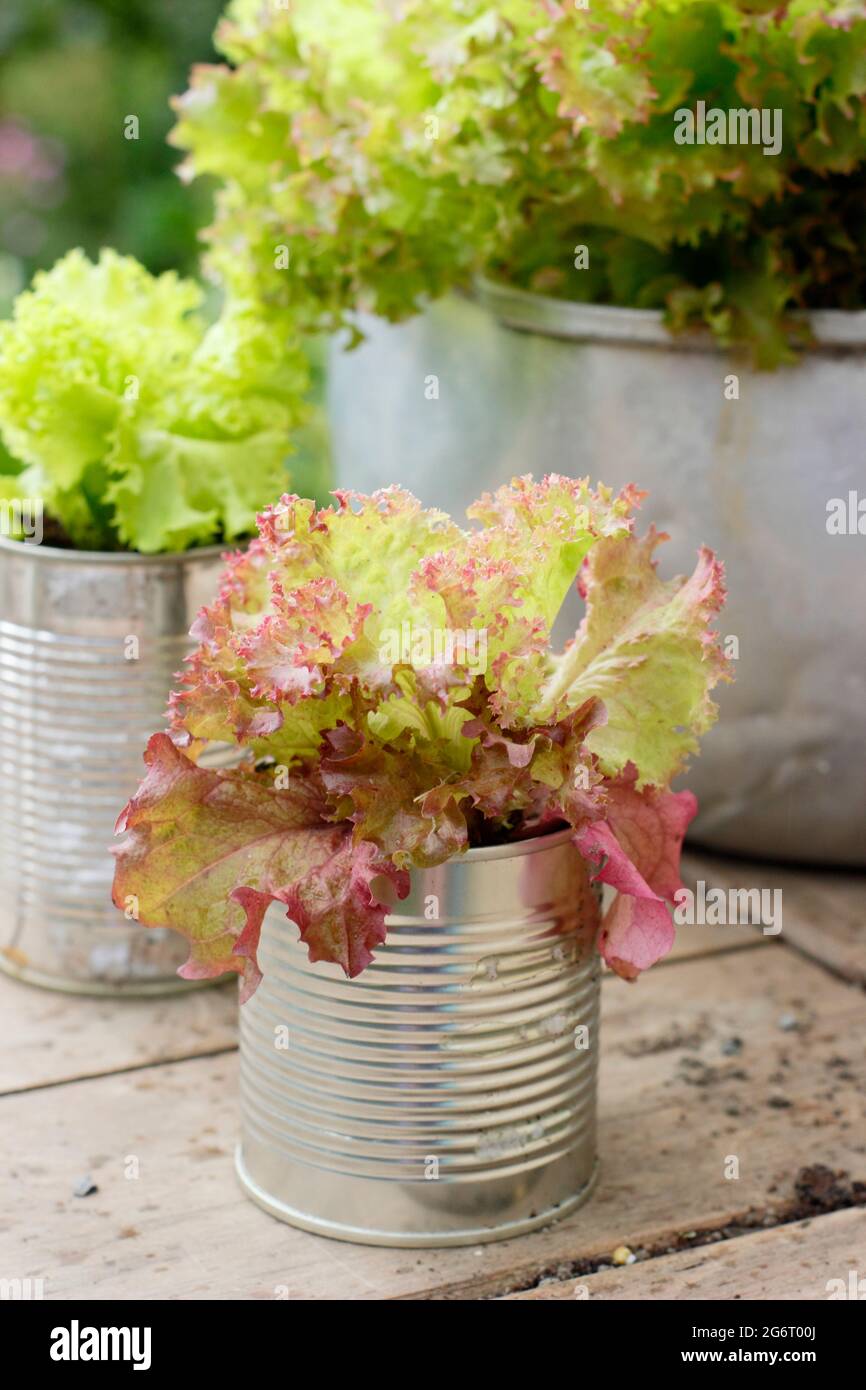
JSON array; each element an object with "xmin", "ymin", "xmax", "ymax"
[
  {"xmin": 379, "ymin": 621, "xmax": 487, "ymax": 675},
  {"xmin": 0, "ymin": 1276, "xmax": 45, "ymax": 1299},
  {"xmin": 674, "ymin": 100, "xmax": 782, "ymax": 157},
  {"xmin": 0, "ymin": 496, "xmax": 43, "ymax": 544},
  {"xmin": 826, "ymin": 490, "xmax": 866, "ymax": 535},
  {"xmin": 673, "ymin": 881, "xmax": 782, "ymax": 935},
  {"xmin": 826, "ymin": 1269, "xmax": 866, "ymax": 1299},
  {"xmin": 50, "ymin": 1321, "xmax": 151, "ymax": 1370}
]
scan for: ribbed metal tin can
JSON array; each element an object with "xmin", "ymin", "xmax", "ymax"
[
  {"xmin": 236, "ymin": 827, "xmax": 602, "ymax": 1247},
  {"xmin": 0, "ymin": 537, "xmax": 229, "ymax": 995}
]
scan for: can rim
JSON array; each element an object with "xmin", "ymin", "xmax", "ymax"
[
  {"xmin": 456, "ymin": 822, "xmax": 574, "ymax": 863},
  {"xmin": 473, "ymin": 276, "xmax": 866, "ymax": 353},
  {"xmin": 0, "ymin": 535, "xmax": 242, "ymax": 565}
]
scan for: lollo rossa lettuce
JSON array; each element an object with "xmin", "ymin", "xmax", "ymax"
[{"xmin": 112, "ymin": 475, "xmax": 731, "ymax": 996}]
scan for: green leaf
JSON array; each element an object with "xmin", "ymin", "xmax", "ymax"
[
  {"xmin": 532, "ymin": 529, "xmax": 732, "ymax": 787},
  {"xmin": 169, "ymin": 0, "xmax": 866, "ymax": 360},
  {"xmin": 0, "ymin": 250, "xmax": 309, "ymax": 551}
]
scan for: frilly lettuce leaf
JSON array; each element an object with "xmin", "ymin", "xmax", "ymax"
[
  {"xmin": 112, "ymin": 732, "xmax": 408, "ymax": 995},
  {"xmin": 168, "ymin": 476, "xmax": 635, "ymax": 762},
  {"xmin": 114, "ymin": 475, "xmax": 730, "ymax": 987},
  {"xmin": 171, "ymin": 0, "xmax": 866, "ymax": 365},
  {"xmin": 531, "ymin": 529, "xmax": 731, "ymax": 787},
  {"xmin": 0, "ymin": 250, "xmax": 308, "ymax": 551}
]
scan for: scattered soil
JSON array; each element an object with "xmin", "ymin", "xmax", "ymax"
[
  {"xmin": 677, "ymin": 1056, "xmax": 750, "ymax": 1088},
  {"xmin": 493, "ymin": 1165, "xmax": 866, "ymax": 1297},
  {"xmin": 622, "ymin": 1018, "xmax": 712, "ymax": 1057}
]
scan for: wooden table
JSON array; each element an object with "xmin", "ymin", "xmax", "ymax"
[{"xmin": 2, "ymin": 851, "xmax": 864, "ymax": 1301}]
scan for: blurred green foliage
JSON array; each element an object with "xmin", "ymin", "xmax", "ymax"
[
  {"xmin": 0, "ymin": 0, "xmax": 224, "ymax": 312},
  {"xmin": 175, "ymin": 0, "xmax": 866, "ymax": 369},
  {"xmin": 0, "ymin": 0, "xmax": 333, "ymax": 537}
]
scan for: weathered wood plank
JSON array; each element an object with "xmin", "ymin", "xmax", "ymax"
[
  {"xmin": 680, "ymin": 851, "xmax": 866, "ymax": 983},
  {"xmin": 1, "ymin": 946, "xmax": 863, "ymax": 1301},
  {"xmin": 504, "ymin": 1207, "xmax": 866, "ymax": 1300},
  {"xmin": 0, "ymin": 974, "xmax": 237, "ymax": 1096}
]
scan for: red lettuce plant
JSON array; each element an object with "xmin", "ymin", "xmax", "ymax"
[{"xmin": 112, "ymin": 476, "xmax": 730, "ymax": 997}]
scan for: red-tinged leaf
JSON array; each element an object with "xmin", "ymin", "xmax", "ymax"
[
  {"xmin": 602, "ymin": 765, "xmax": 697, "ymax": 902},
  {"xmin": 112, "ymin": 732, "xmax": 408, "ymax": 997},
  {"xmin": 461, "ymin": 718, "xmax": 537, "ymax": 769},
  {"xmin": 593, "ymin": 890, "xmax": 675, "ymax": 982},
  {"xmin": 573, "ymin": 781, "xmax": 697, "ymax": 978},
  {"xmin": 321, "ymin": 726, "xmax": 469, "ymax": 867},
  {"xmin": 231, "ymin": 837, "xmax": 409, "ymax": 984},
  {"xmin": 114, "ymin": 474, "xmax": 729, "ymax": 992},
  {"xmin": 445, "ymin": 698, "xmax": 607, "ymax": 828},
  {"xmin": 237, "ymin": 577, "xmax": 372, "ymax": 703}
]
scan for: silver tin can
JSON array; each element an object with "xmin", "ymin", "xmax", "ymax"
[
  {"xmin": 236, "ymin": 827, "xmax": 601, "ymax": 1247},
  {"xmin": 0, "ymin": 537, "xmax": 229, "ymax": 995},
  {"xmin": 328, "ymin": 285, "xmax": 866, "ymax": 865}
]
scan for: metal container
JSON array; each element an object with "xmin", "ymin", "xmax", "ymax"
[
  {"xmin": 0, "ymin": 537, "xmax": 230, "ymax": 994},
  {"xmin": 236, "ymin": 827, "xmax": 601, "ymax": 1247},
  {"xmin": 329, "ymin": 285, "xmax": 866, "ymax": 865}
]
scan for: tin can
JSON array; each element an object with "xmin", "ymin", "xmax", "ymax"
[
  {"xmin": 328, "ymin": 285, "xmax": 866, "ymax": 864},
  {"xmin": 236, "ymin": 827, "xmax": 601, "ymax": 1247},
  {"xmin": 0, "ymin": 537, "xmax": 229, "ymax": 994}
]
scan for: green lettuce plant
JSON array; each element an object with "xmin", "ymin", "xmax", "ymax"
[
  {"xmin": 113, "ymin": 475, "xmax": 730, "ymax": 996},
  {"xmin": 0, "ymin": 248, "xmax": 309, "ymax": 551},
  {"xmin": 170, "ymin": 0, "xmax": 866, "ymax": 367}
]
